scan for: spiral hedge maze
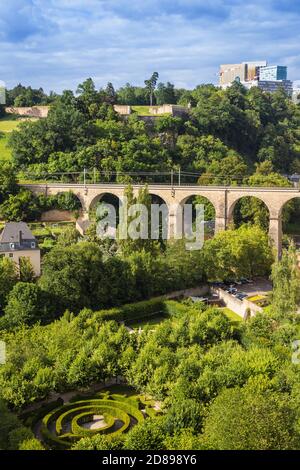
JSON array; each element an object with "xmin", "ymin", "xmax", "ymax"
[{"xmin": 37, "ymin": 392, "xmax": 158, "ymax": 449}]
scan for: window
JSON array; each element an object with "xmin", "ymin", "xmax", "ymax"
[
  {"xmin": 31, "ymin": 242, "xmax": 36, "ymax": 249},
  {"xmin": 10, "ymin": 243, "xmax": 15, "ymax": 249}
]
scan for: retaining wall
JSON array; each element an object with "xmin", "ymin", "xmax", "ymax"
[
  {"xmin": 5, "ymin": 106, "xmax": 49, "ymax": 118},
  {"xmin": 40, "ymin": 210, "xmax": 77, "ymax": 222},
  {"xmin": 211, "ymin": 287, "xmax": 263, "ymax": 319}
]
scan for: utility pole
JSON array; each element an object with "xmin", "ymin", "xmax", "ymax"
[{"xmin": 178, "ymin": 167, "xmax": 181, "ymax": 186}]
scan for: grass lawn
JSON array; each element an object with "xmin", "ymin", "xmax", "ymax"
[
  {"xmin": 131, "ymin": 105, "xmax": 169, "ymax": 116},
  {"xmin": 0, "ymin": 118, "xmax": 20, "ymax": 132},
  {"xmin": 29, "ymin": 221, "xmax": 75, "ymax": 236},
  {"xmin": 131, "ymin": 106, "xmax": 169, "ymax": 117},
  {"xmin": 219, "ymin": 307, "xmax": 243, "ymax": 322},
  {"xmin": 131, "ymin": 105, "xmax": 155, "ymax": 116},
  {"xmin": 0, "ymin": 133, "xmax": 12, "ymax": 160},
  {"xmin": 0, "ymin": 116, "xmax": 22, "ymax": 161},
  {"xmin": 247, "ymin": 295, "xmax": 266, "ymax": 302}
]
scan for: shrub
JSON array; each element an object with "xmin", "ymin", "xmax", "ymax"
[
  {"xmin": 38, "ymin": 396, "xmax": 148, "ymax": 449},
  {"xmin": 95, "ymin": 297, "xmax": 165, "ymax": 323}
]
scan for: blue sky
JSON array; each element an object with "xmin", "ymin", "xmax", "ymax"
[{"xmin": 0, "ymin": 0, "xmax": 299, "ymax": 92}]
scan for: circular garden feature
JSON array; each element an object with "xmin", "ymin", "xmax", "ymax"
[{"xmin": 37, "ymin": 391, "xmax": 158, "ymax": 449}]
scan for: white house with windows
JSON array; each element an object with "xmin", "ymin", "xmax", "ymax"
[{"xmin": 0, "ymin": 222, "xmax": 41, "ymax": 276}]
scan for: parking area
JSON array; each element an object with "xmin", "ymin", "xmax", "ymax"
[
  {"xmin": 209, "ymin": 278, "xmax": 272, "ymax": 302},
  {"xmin": 235, "ymin": 279, "xmax": 272, "ymax": 297}
]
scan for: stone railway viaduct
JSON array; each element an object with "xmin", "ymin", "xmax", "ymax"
[{"xmin": 22, "ymin": 183, "xmax": 300, "ymax": 256}]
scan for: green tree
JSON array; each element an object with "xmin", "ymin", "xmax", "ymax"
[
  {"xmin": 123, "ymin": 417, "xmax": 166, "ymax": 450},
  {"xmin": 105, "ymin": 82, "xmax": 117, "ymax": 105},
  {"xmin": 155, "ymin": 82, "xmax": 176, "ymax": 105},
  {"xmin": 155, "ymin": 115, "xmax": 182, "ymax": 150},
  {"xmin": 0, "ymin": 163, "xmax": 18, "ymax": 204},
  {"xmin": 3, "ymin": 282, "xmax": 48, "ymax": 328},
  {"xmin": 201, "ymin": 387, "xmax": 300, "ymax": 450},
  {"xmin": 116, "ymin": 135, "xmax": 171, "ymax": 176},
  {"xmin": 72, "ymin": 434, "xmax": 124, "ymax": 450},
  {"xmin": 76, "ymin": 78, "xmax": 99, "ymax": 114},
  {"xmin": 0, "ymin": 256, "xmax": 18, "ymax": 312},
  {"xmin": 271, "ymin": 244, "xmax": 300, "ymax": 317},
  {"xmin": 203, "ymin": 225, "xmax": 273, "ymax": 281},
  {"xmin": 9, "ymin": 99, "xmax": 95, "ymax": 169},
  {"xmin": 144, "ymin": 72, "xmax": 159, "ymax": 106},
  {"xmin": 164, "ymin": 429, "xmax": 201, "ymax": 450},
  {"xmin": 164, "ymin": 399, "xmax": 205, "ymax": 433},
  {"xmin": 56, "ymin": 226, "xmax": 80, "ymax": 247},
  {"xmin": 19, "ymin": 257, "xmax": 35, "ymax": 283},
  {"xmin": 176, "ymin": 134, "xmax": 245, "ymax": 180},
  {"xmin": 19, "ymin": 438, "xmax": 45, "ymax": 450},
  {"xmin": 117, "ymin": 83, "xmax": 148, "ymax": 105},
  {"xmin": 118, "ymin": 185, "xmax": 160, "ymax": 257},
  {"xmin": 234, "ymin": 162, "xmax": 291, "ymax": 230},
  {"xmin": 0, "ymin": 190, "xmax": 41, "ymax": 221},
  {"xmin": 39, "ymin": 242, "xmax": 105, "ymax": 313}
]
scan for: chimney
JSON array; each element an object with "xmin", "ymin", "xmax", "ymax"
[{"xmin": 19, "ymin": 230, "xmax": 23, "ymax": 244}]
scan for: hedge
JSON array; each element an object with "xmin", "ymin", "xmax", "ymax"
[
  {"xmin": 40, "ymin": 398, "xmax": 145, "ymax": 449},
  {"xmin": 56, "ymin": 404, "xmax": 130, "ymax": 436},
  {"xmin": 163, "ymin": 300, "xmax": 190, "ymax": 318},
  {"xmin": 93, "ymin": 297, "xmax": 166, "ymax": 323},
  {"xmin": 71, "ymin": 411, "xmax": 115, "ymax": 436},
  {"xmin": 121, "ymin": 298, "xmax": 165, "ymax": 322},
  {"xmin": 70, "ymin": 408, "xmax": 129, "ymax": 437},
  {"xmin": 95, "ymin": 299, "xmax": 194, "ymax": 325}
]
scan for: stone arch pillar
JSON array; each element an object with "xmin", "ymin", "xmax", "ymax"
[
  {"xmin": 269, "ymin": 214, "xmax": 282, "ymax": 258},
  {"xmin": 76, "ymin": 190, "xmax": 90, "ymax": 218},
  {"xmin": 214, "ymin": 199, "xmax": 227, "ymax": 233},
  {"xmin": 168, "ymin": 202, "xmax": 184, "ymax": 239},
  {"xmin": 168, "ymin": 207, "xmax": 176, "ymax": 239}
]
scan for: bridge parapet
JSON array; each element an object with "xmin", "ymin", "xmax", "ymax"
[{"xmin": 20, "ymin": 183, "xmax": 300, "ymax": 256}]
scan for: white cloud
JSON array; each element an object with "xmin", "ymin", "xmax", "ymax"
[{"xmin": 0, "ymin": 0, "xmax": 299, "ymax": 91}]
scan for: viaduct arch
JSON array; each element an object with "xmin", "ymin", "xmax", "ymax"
[{"xmin": 21, "ymin": 183, "xmax": 300, "ymax": 257}]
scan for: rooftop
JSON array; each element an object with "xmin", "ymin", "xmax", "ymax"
[{"xmin": 0, "ymin": 222, "xmax": 36, "ymax": 244}]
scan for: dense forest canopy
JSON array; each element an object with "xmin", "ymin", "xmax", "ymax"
[
  {"xmin": 0, "ymin": 78, "xmax": 300, "ymax": 451},
  {"xmin": 0, "ymin": 247, "xmax": 299, "ymax": 450},
  {"xmin": 1, "ymin": 77, "xmax": 299, "ymax": 232},
  {"xmin": 4, "ymin": 78, "xmax": 300, "ymax": 178}
]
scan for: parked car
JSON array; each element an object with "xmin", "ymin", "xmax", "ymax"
[
  {"xmin": 228, "ymin": 287, "xmax": 237, "ymax": 294},
  {"xmin": 236, "ymin": 293, "xmax": 248, "ymax": 300}
]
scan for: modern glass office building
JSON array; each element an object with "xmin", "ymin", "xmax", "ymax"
[
  {"xmin": 259, "ymin": 65, "xmax": 287, "ymax": 81},
  {"xmin": 219, "ymin": 61, "xmax": 294, "ymax": 96},
  {"xmin": 258, "ymin": 79, "xmax": 293, "ymax": 95}
]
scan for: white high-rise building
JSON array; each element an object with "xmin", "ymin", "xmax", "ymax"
[{"xmin": 219, "ymin": 60, "xmax": 293, "ymax": 96}]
